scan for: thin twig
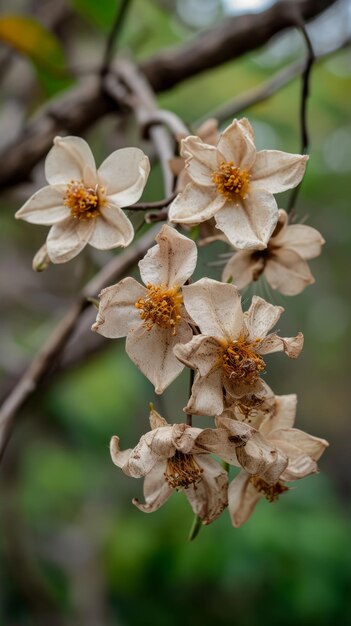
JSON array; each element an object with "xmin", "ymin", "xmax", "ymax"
[
  {"xmin": 186, "ymin": 369, "xmax": 194, "ymax": 427},
  {"xmin": 100, "ymin": 0, "xmax": 133, "ymax": 78},
  {"xmin": 128, "ymin": 192, "xmax": 177, "ymax": 211}
]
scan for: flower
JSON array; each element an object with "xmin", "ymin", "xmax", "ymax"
[
  {"xmin": 16, "ymin": 136, "xmax": 150, "ymax": 264},
  {"xmin": 110, "ymin": 407, "xmax": 290, "ymax": 525},
  {"xmin": 217, "ymin": 394, "xmax": 329, "ymax": 527},
  {"xmin": 169, "ymin": 118, "xmax": 308, "ymax": 250},
  {"xmin": 92, "ymin": 224, "xmax": 197, "ymax": 394},
  {"xmin": 174, "ymin": 278, "xmax": 303, "ymax": 416},
  {"xmin": 222, "ymin": 209, "xmax": 325, "ymax": 295}
]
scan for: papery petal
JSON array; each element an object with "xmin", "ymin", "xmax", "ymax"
[
  {"xmin": 149, "ymin": 408, "xmax": 168, "ymax": 430},
  {"xmin": 184, "ymin": 455, "xmax": 228, "ymax": 524},
  {"xmin": 171, "ymin": 423, "xmax": 205, "ymax": 454},
  {"xmin": 215, "ymin": 190, "xmax": 278, "ymax": 250},
  {"xmin": 180, "ymin": 136, "xmax": 218, "ymax": 186},
  {"xmin": 139, "ymin": 224, "xmax": 197, "ymax": 287},
  {"xmin": 110, "ymin": 436, "xmax": 133, "ymax": 469},
  {"xmin": 245, "ymin": 295, "xmax": 284, "ymax": 341},
  {"xmin": 265, "ymin": 250, "xmax": 314, "ymax": 295},
  {"xmin": 133, "ymin": 460, "xmax": 173, "ymax": 512},
  {"xmin": 272, "ymin": 428, "xmax": 329, "ymax": 463},
  {"xmin": 169, "ymin": 183, "xmax": 225, "ymax": 225},
  {"xmin": 251, "ymin": 150, "xmax": 308, "ymax": 193},
  {"xmin": 182, "ymin": 278, "xmax": 243, "ymax": 340},
  {"xmin": 15, "ymin": 186, "xmax": 69, "ymax": 225},
  {"xmin": 222, "ymin": 250, "xmax": 264, "ymax": 289},
  {"xmin": 46, "ymin": 217, "xmax": 94, "ymax": 263},
  {"xmin": 98, "ymin": 147, "xmax": 150, "ymax": 207},
  {"xmin": 274, "ymin": 223, "xmax": 325, "ymax": 260},
  {"xmin": 92, "ymin": 277, "xmax": 145, "ymax": 338},
  {"xmin": 256, "ymin": 332, "xmax": 304, "ymax": 358},
  {"xmin": 89, "ymin": 204, "xmax": 134, "ymax": 250},
  {"xmin": 217, "ymin": 119, "xmax": 256, "ymax": 170},
  {"xmin": 184, "ymin": 368, "xmax": 224, "ymax": 416},
  {"xmin": 174, "ymin": 334, "xmax": 221, "ymax": 376},
  {"xmin": 126, "ymin": 320, "xmax": 192, "ymax": 394},
  {"xmin": 260, "ymin": 394, "xmax": 297, "ymax": 436},
  {"xmin": 228, "ymin": 471, "xmax": 263, "ymax": 527},
  {"xmin": 111, "ymin": 428, "xmax": 174, "ymax": 478},
  {"xmin": 45, "ymin": 136, "xmax": 97, "ymax": 185},
  {"xmin": 224, "ymin": 377, "xmax": 268, "ymax": 402}
]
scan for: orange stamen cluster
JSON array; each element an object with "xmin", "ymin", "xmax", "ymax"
[
  {"xmin": 250, "ymin": 476, "xmax": 289, "ymax": 502},
  {"xmin": 135, "ymin": 284, "xmax": 183, "ymax": 334},
  {"xmin": 64, "ymin": 180, "xmax": 103, "ymax": 220},
  {"xmin": 165, "ymin": 450, "xmax": 203, "ymax": 489},
  {"xmin": 221, "ymin": 337, "xmax": 265, "ymax": 385},
  {"xmin": 212, "ymin": 161, "xmax": 251, "ymax": 200}
]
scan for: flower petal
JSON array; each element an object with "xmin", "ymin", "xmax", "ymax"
[
  {"xmin": 184, "ymin": 367, "xmax": 224, "ymax": 416},
  {"xmin": 133, "ymin": 460, "xmax": 173, "ymax": 513},
  {"xmin": 272, "ymin": 428, "xmax": 329, "ymax": 463},
  {"xmin": 181, "ymin": 136, "xmax": 218, "ymax": 186},
  {"xmin": 256, "ymin": 332, "xmax": 304, "ymax": 358},
  {"xmin": 228, "ymin": 471, "xmax": 263, "ymax": 527},
  {"xmin": 45, "ymin": 136, "xmax": 97, "ymax": 185},
  {"xmin": 89, "ymin": 204, "xmax": 134, "ymax": 250},
  {"xmin": 215, "ymin": 189, "xmax": 278, "ymax": 250},
  {"xmin": 222, "ymin": 249, "xmax": 263, "ymax": 289},
  {"xmin": 217, "ymin": 119, "xmax": 256, "ymax": 170},
  {"xmin": 251, "ymin": 150, "xmax": 308, "ymax": 193},
  {"xmin": 174, "ymin": 334, "xmax": 221, "ymax": 377},
  {"xmin": 260, "ymin": 394, "xmax": 297, "ymax": 436},
  {"xmin": 98, "ymin": 147, "xmax": 150, "ymax": 207},
  {"xmin": 245, "ymin": 295, "xmax": 284, "ymax": 341},
  {"xmin": 184, "ymin": 455, "xmax": 228, "ymax": 524},
  {"xmin": 15, "ymin": 186, "xmax": 69, "ymax": 225},
  {"xmin": 169, "ymin": 183, "xmax": 225, "ymax": 225},
  {"xmin": 92, "ymin": 277, "xmax": 145, "ymax": 338},
  {"xmin": 139, "ymin": 224, "xmax": 197, "ymax": 287},
  {"xmin": 111, "ymin": 428, "xmax": 174, "ymax": 478},
  {"xmin": 46, "ymin": 217, "xmax": 94, "ymax": 263},
  {"xmin": 182, "ymin": 278, "xmax": 243, "ymax": 340},
  {"xmin": 273, "ymin": 223, "xmax": 325, "ymax": 260},
  {"xmin": 265, "ymin": 250, "xmax": 314, "ymax": 295},
  {"xmin": 126, "ymin": 320, "xmax": 192, "ymax": 394}
]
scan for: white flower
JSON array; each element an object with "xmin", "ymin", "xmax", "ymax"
[
  {"xmin": 222, "ymin": 209, "xmax": 325, "ymax": 295},
  {"xmin": 16, "ymin": 136, "xmax": 150, "ymax": 264},
  {"xmin": 169, "ymin": 118, "xmax": 308, "ymax": 250},
  {"xmin": 219, "ymin": 395, "xmax": 329, "ymax": 527},
  {"xmin": 174, "ymin": 278, "xmax": 303, "ymax": 416},
  {"xmin": 92, "ymin": 225, "xmax": 197, "ymax": 394}
]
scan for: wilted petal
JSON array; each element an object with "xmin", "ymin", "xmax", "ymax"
[
  {"xmin": 251, "ymin": 150, "xmax": 308, "ymax": 193},
  {"xmin": 111, "ymin": 428, "xmax": 175, "ymax": 478},
  {"xmin": 260, "ymin": 394, "xmax": 297, "ymax": 436},
  {"xmin": 169, "ymin": 183, "xmax": 225, "ymax": 225},
  {"xmin": 89, "ymin": 204, "xmax": 134, "ymax": 249},
  {"xmin": 184, "ymin": 368, "xmax": 224, "ymax": 416},
  {"xmin": 228, "ymin": 471, "xmax": 263, "ymax": 527},
  {"xmin": 256, "ymin": 332, "xmax": 304, "ymax": 358},
  {"xmin": 224, "ymin": 377, "xmax": 268, "ymax": 402},
  {"xmin": 15, "ymin": 186, "xmax": 69, "ymax": 225},
  {"xmin": 45, "ymin": 136, "xmax": 97, "ymax": 186},
  {"xmin": 46, "ymin": 217, "xmax": 94, "ymax": 263},
  {"xmin": 139, "ymin": 224, "xmax": 197, "ymax": 287},
  {"xmin": 92, "ymin": 277, "xmax": 145, "ymax": 338},
  {"xmin": 149, "ymin": 408, "xmax": 168, "ymax": 430},
  {"xmin": 133, "ymin": 460, "xmax": 173, "ymax": 512},
  {"xmin": 265, "ymin": 250, "xmax": 314, "ymax": 295},
  {"xmin": 182, "ymin": 278, "xmax": 243, "ymax": 340},
  {"xmin": 245, "ymin": 296, "xmax": 284, "ymax": 341},
  {"xmin": 184, "ymin": 455, "xmax": 228, "ymax": 524},
  {"xmin": 181, "ymin": 136, "xmax": 218, "ymax": 186},
  {"xmin": 274, "ymin": 223, "xmax": 325, "ymax": 260},
  {"xmin": 215, "ymin": 189, "xmax": 278, "ymax": 250},
  {"xmin": 217, "ymin": 119, "xmax": 256, "ymax": 170},
  {"xmin": 174, "ymin": 334, "xmax": 221, "ymax": 376},
  {"xmin": 126, "ymin": 320, "xmax": 192, "ymax": 394},
  {"xmin": 272, "ymin": 428, "xmax": 329, "ymax": 463},
  {"xmin": 98, "ymin": 147, "xmax": 150, "ymax": 207},
  {"xmin": 110, "ymin": 436, "xmax": 133, "ymax": 469},
  {"xmin": 222, "ymin": 250, "xmax": 262, "ymax": 289}
]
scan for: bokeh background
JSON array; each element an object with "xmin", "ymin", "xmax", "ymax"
[{"xmin": 0, "ymin": 0, "xmax": 351, "ymax": 624}]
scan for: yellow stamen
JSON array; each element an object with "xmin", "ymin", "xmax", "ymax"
[
  {"xmin": 164, "ymin": 450, "xmax": 203, "ymax": 489},
  {"xmin": 212, "ymin": 161, "xmax": 251, "ymax": 200},
  {"xmin": 220, "ymin": 336, "xmax": 265, "ymax": 385},
  {"xmin": 135, "ymin": 284, "xmax": 183, "ymax": 334},
  {"xmin": 250, "ymin": 476, "xmax": 289, "ymax": 502},
  {"xmin": 64, "ymin": 180, "xmax": 105, "ymax": 220}
]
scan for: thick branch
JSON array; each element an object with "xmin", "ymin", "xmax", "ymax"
[{"xmin": 0, "ymin": 0, "xmax": 337, "ymax": 189}]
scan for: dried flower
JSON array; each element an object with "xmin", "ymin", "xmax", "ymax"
[
  {"xmin": 92, "ymin": 225, "xmax": 197, "ymax": 393},
  {"xmin": 222, "ymin": 209, "xmax": 325, "ymax": 295},
  {"xmin": 174, "ymin": 278, "xmax": 303, "ymax": 416},
  {"xmin": 169, "ymin": 118, "xmax": 308, "ymax": 249},
  {"xmin": 16, "ymin": 136, "xmax": 150, "ymax": 263}
]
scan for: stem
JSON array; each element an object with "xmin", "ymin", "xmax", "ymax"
[
  {"xmin": 186, "ymin": 369, "xmax": 195, "ymax": 426},
  {"xmin": 188, "ymin": 515, "xmax": 202, "ymax": 542},
  {"xmin": 100, "ymin": 0, "xmax": 133, "ymax": 78}
]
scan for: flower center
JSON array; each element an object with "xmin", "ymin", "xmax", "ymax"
[
  {"xmin": 135, "ymin": 284, "xmax": 183, "ymax": 333},
  {"xmin": 64, "ymin": 180, "xmax": 104, "ymax": 220},
  {"xmin": 212, "ymin": 161, "xmax": 251, "ymax": 200},
  {"xmin": 250, "ymin": 476, "xmax": 289, "ymax": 502},
  {"xmin": 221, "ymin": 337, "xmax": 265, "ymax": 385},
  {"xmin": 164, "ymin": 450, "xmax": 203, "ymax": 489}
]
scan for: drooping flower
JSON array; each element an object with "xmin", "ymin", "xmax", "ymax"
[
  {"xmin": 174, "ymin": 278, "xmax": 303, "ymax": 416},
  {"xmin": 16, "ymin": 136, "xmax": 150, "ymax": 264},
  {"xmin": 92, "ymin": 224, "xmax": 197, "ymax": 394},
  {"xmin": 110, "ymin": 407, "xmax": 289, "ymax": 525},
  {"xmin": 217, "ymin": 394, "xmax": 329, "ymax": 527},
  {"xmin": 222, "ymin": 209, "xmax": 325, "ymax": 295},
  {"xmin": 169, "ymin": 118, "xmax": 308, "ymax": 249}
]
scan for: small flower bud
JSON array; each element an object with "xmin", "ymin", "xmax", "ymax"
[{"xmin": 32, "ymin": 243, "xmax": 51, "ymax": 272}]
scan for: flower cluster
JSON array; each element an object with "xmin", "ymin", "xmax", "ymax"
[{"xmin": 16, "ymin": 118, "xmax": 328, "ymax": 531}]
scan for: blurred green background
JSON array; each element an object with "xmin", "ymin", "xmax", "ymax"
[{"xmin": 0, "ymin": 0, "xmax": 350, "ymax": 624}]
